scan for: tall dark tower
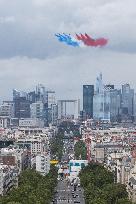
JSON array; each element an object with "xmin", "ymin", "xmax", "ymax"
[
  {"xmin": 83, "ymin": 85, "xmax": 94, "ymax": 119},
  {"xmin": 13, "ymin": 89, "xmax": 30, "ymax": 118}
]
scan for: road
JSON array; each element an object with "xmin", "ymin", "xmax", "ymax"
[
  {"xmin": 61, "ymin": 138, "xmax": 75, "ymax": 163},
  {"xmin": 52, "ymin": 179, "xmax": 85, "ymax": 204},
  {"xmin": 51, "ymin": 133, "xmax": 85, "ymax": 203}
]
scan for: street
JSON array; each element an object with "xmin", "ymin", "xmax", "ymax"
[
  {"xmin": 51, "ymin": 132, "xmax": 85, "ymax": 204},
  {"xmin": 52, "ymin": 179, "xmax": 85, "ymax": 204}
]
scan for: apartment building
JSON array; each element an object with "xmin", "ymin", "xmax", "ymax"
[
  {"xmin": 0, "ymin": 165, "xmax": 18, "ymax": 196},
  {"xmin": 36, "ymin": 154, "xmax": 50, "ymax": 176}
]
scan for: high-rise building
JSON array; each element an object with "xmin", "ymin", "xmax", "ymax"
[
  {"xmin": 12, "ymin": 86, "xmax": 56, "ymax": 125},
  {"xmin": 13, "ymin": 89, "xmax": 30, "ymax": 119},
  {"xmin": 13, "ymin": 89, "xmax": 28, "ymax": 99},
  {"xmin": 110, "ymin": 89, "xmax": 121, "ymax": 122},
  {"xmin": 30, "ymin": 102, "xmax": 44, "ymax": 119},
  {"xmin": 49, "ymin": 104, "xmax": 58, "ymax": 125},
  {"xmin": 35, "ymin": 84, "xmax": 48, "ymax": 104},
  {"xmin": 0, "ymin": 101, "xmax": 14, "ymax": 118},
  {"xmin": 93, "ymin": 73, "xmax": 110, "ymax": 121},
  {"xmin": 34, "ymin": 84, "xmax": 48, "ymax": 125},
  {"xmin": 83, "ymin": 85, "xmax": 94, "ymax": 119},
  {"xmin": 47, "ymin": 91, "xmax": 56, "ymax": 124},
  {"xmin": 121, "ymin": 84, "xmax": 134, "ymax": 121},
  {"xmin": 13, "ymin": 89, "xmax": 20, "ymax": 100},
  {"xmin": 27, "ymin": 91, "xmax": 36, "ymax": 104},
  {"xmin": 14, "ymin": 97, "xmax": 30, "ymax": 118},
  {"xmin": 35, "ymin": 85, "xmax": 56, "ymax": 125},
  {"xmin": 47, "ymin": 91, "xmax": 56, "ymax": 109}
]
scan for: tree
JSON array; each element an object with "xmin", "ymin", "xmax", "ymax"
[
  {"xmin": 0, "ymin": 166, "xmax": 58, "ymax": 204},
  {"xmin": 50, "ymin": 131, "xmax": 64, "ymax": 161},
  {"xmin": 117, "ymin": 198, "xmax": 133, "ymax": 204},
  {"xmin": 102, "ymin": 183, "xmax": 128, "ymax": 204},
  {"xmin": 79, "ymin": 162, "xmax": 131, "ymax": 204},
  {"xmin": 7, "ymin": 202, "xmax": 22, "ymax": 204},
  {"xmin": 74, "ymin": 140, "xmax": 87, "ymax": 160}
]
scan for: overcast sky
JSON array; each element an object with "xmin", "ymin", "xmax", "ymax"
[{"xmin": 0, "ymin": 0, "xmax": 136, "ymax": 102}]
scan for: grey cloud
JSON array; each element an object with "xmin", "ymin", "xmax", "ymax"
[
  {"xmin": 0, "ymin": 0, "xmax": 136, "ymax": 58},
  {"xmin": 0, "ymin": 50, "xmax": 136, "ymax": 100}
]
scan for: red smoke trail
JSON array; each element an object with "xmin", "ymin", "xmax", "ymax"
[{"xmin": 75, "ymin": 34, "xmax": 108, "ymax": 47}]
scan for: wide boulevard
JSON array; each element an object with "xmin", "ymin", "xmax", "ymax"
[{"xmin": 52, "ymin": 179, "xmax": 85, "ymax": 204}]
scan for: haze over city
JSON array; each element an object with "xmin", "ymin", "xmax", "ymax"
[
  {"xmin": 1, "ymin": 1, "xmax": 136, "ymax": 204},
  {"xmin": 0, "ymin": 0, "xmax": 136, "ymax": 100}
]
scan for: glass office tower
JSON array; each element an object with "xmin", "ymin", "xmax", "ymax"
[{"xmin": 83, "ymin": 85, "xmax": 94, "ymax": 119}]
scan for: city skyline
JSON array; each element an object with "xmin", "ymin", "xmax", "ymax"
[
  {"xmin": 0, "ymin": 75, "xmax": 135, "ymax": 103},
  {"xmin": 1, "ymin": 74, "xmax": 136, "ymax": 121},
  {"xmin": 0, "ymin": 0, "xmax": 136, "ymax": 100}
]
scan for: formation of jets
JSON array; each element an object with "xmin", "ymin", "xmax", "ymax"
[
  {"xmin": 76, "ymin": 33, "xmax": 108, "ymax": 46},
  {"xmin": 55, "ymin": 33, "xmax": 108, "ymax": 47}
]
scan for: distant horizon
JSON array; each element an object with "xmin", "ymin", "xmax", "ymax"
[
  {"xmin": 0, "ymin": 74, "xmax": 136, "ymax": 115},
  {"xmin": 0, "ymin": 0, "xmax": 136, "ymax": 102},
  {"xmin": 0, "ymin": 76, "xmax": 136, "ymax": 102}
]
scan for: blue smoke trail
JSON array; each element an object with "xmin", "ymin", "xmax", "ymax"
[
  {"xmin": 55, "ymin": 34, "xmax": 67, "ymax": 42},
  {"xmin": 55, "ymin": 33, "xmax": 79, "ymax": 47}
]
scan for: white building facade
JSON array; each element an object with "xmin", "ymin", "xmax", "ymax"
[
  {"xmin": 36, "ymin": 154, "xmax": 50, "ymax": 176},
  {"xmin": 19, "ymin": 118, "xmax": 44, "ymax": 128}
]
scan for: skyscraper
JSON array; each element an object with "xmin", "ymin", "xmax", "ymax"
[
  {"xmin": 93, "ymin": 73, "xmax": 110, "ymax": 121},
  {"xmin": 121, "ymin": 84, "xmax": 134, "ymax": 121},
  {"xmin": 35, "ymin": 84, "xmax": 56, "ymax": 125},
  {"xmin": 14, "ymin": 97, "xmax": 30, "ymax": 118},
  {"xmin": 110, "ymin": 89, "xmax": 121, "ymax": 122},
  {"xmin": 13, "ymin": 90, "xmax": 30, "ymax": 118},
  {"xmin": 30, "ymin": 102, "xmax": 44, "ymax": 119},
  {"xmin": 83, "ymin": 85, "xmax": 94, "ymax": 119},
  {"xmin": 27, "ymin": 91, "xmax": 36, "ymax": 104}
]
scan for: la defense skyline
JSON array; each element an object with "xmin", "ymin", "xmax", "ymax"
[
  {"xmin": 83, "ymin": 73, "xmax": 135, "ymax": 123},
  {"xmin": 0, "ymin": 72, "xmax": 136, "ymax": 127}
]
